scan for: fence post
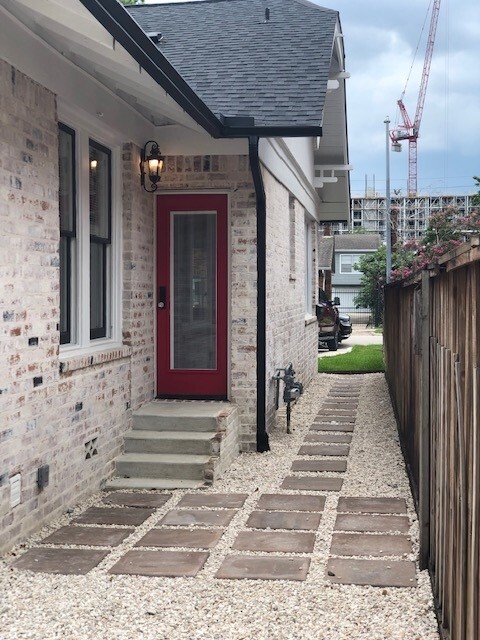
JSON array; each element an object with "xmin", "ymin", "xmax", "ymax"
[{"xmin": 419, "ymin": 269, "xmax": 431, "ymax": 570}]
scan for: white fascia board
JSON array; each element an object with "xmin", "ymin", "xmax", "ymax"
[
  {"xmin": 0, "ymin": 1, "xmax": 204, "ymax": 140},
  {"xmin": 315, "ymin": 165, "xmax": 353, "ymax": 172},
  {"xmin": 259, "ymin": 137, "xmax": 320, "ymax": 219},
  {"xmin": 12, "ymin": 0, "xmax": 109, "ymax": 47},
  {"xmin": 31, "ymin": 15, "xmax": 202, "ymax": 132},
  {"xmin": 67, "ymin": 50, "xmax": 199, "ymax": 130},
  {"xmin": 0, "ymin": 6, "xmax": 155, "ymax": 144},
  {"xmin": 154, "ymin": 125, "xmax": 247, "ymax": 156}
]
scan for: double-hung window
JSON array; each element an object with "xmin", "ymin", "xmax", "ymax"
[
  {"xmin": 88, "ymin": 140, "xmax": 112, "ymax": 340},
  {"xmin": 58, "ymin": 120, "xmax": 117, "ymax": 350},
  {"xmin": 339, "ymin": 254, "xmax": 362, "ymax": 274}
]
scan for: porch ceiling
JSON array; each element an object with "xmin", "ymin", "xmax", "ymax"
[{"xmin": 0, "ymin": 0, "xmax": 204, "ymax": 132}]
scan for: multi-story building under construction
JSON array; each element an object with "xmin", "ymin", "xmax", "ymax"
[{"xmin": 321, "ymin": 194, "xmax": 477, "ymax": 242}]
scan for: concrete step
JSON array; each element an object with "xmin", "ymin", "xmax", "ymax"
[
  {"xmin": 105, "ymin": 477, "xmax": 204, "ymax": 490},
  {"xmin": 116, "ymin": 452, "xmax": 210, "ymax": 481},
  {"xmin": 124, "ymin": 430, "xmax": 216, "ymax": 455},
  {"xmin": 132, "ymin": 401, "xmax": 232, "ymax": 432}
]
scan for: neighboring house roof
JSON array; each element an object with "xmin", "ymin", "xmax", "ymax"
[
  {"xmin": 334, "ymin": 234, "xmax": 382, "ymax": 252},
  {"xmin": 318, "ymin": 236, "xmax": 335, "ymax": 270},
  {"xmin": 128, "ymin": 0, "xmax": 339, "ymax": 129}
]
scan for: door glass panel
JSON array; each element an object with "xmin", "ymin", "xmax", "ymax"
[{"xmin": 172, "ymin": 212, "xmax": 216, "ymax": 370}]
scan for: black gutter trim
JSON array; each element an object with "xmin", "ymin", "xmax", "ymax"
[
  {"xmin": 249, "ymin": 136, "xmax": 270, "ymax": 453},
  {"xmin": 79, "ymin": 0, "xmax": 223, "ymax": 138},
  {"xmin": 79, "ymin": 0, "xmax": 323, "ymax": 141},
  {"xmin": 222, "ymin": 125, "xmax": 322, "ymax": 138}
]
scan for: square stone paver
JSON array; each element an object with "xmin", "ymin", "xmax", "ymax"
[
  {"xmin": 102, "ymin": 492, "xmax": 172, "ymax": 508},
  {"xmin": 326, "ymin": 558, "xmax": 417, "ymax": 587},
  {"xmin": 176, "ymin": 493, "xmax": 248, "ymax": 509},
  {"xmin": 323, "ymin": 400, "xmax": 358, "ymax": 408},
  {"xmin": 158, "ymin": 509, "xmax": 237, "ymax": 527},
  {"xmin": 328, "ymin": 391, "xmax": 360, "ymax": 397},
  {"xmin": 330, "ymin": 385, "xmax": 361, "ymax": 391},
  {"xmin": 246, "ymin": 510, "xmax": 322, "ymax": 531},
  {"xmin": 216, "ymin": 555, "xmax": 310, "ymax": 581},
  {"xmin": 256, "ymin": 493, "xmax": 325, "ymax": 512},
  {"xmin": 291, "ymin": 459, "xmax": 347, "ymax": 473},
  {"xmin": 315, "ymin": 415, "xmax": 355, "ymax": 423},
  {"xmin": 135, "ymin": 528, "xmax": 224, "ymax": 549},
  {"xmin": 12, "ymin": 548, "xmax": 109, "ymax": 575},
  {"xmin": 233, "ymin": 530, "xmax": 316, "ymax": 553},
  {"xmin": 109, "ymin": 549, "xmax": 209, "ymax": 577},
  {"xmin": 298, "ymin": 444, "xmax": 350, "ymax": 457},
  {"xmin": 310, "ymin": 423, "xmax": 354, "ymax": 433},
  {"xmin": 337, "ymin": 497, "xmax": 407, "ymax": 514},
  {"xmin": 41, "ymin": 526, "xmax": 134, "ymax": 547},
  {"xmin": 282, "ymin": 476, "xmax": 343, "ymax": 491},
  {"xmin": 330, "ymin": 533, "xmax": 412, "ymax": 557},
  {"xmin": 335, "ymin": 514, "xmax": 410, "ymax": 533},
  {"xmin": 73, "ymin": 507, "xmax": 154, "ymax": 527},
  {"xmin": 304, "ymin": 433, "xmax": 352, "ymax": 444},
  {"xmin": 320, "ymin": 408, "xmax": 357, "ymax": 415}
]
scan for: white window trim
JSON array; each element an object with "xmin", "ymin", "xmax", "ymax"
[
  {"xmin": 339, "ymin": 253, "xmax": 362, "ymax": 275},
  {"xmin": 58, "ymin": 104, "xmax": 123, "ymax": 357},
  {"xmin": 304, "ymin": 218, "xmax": 313, "ymax": 314}
]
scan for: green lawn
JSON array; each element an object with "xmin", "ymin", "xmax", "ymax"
[{"xmin": 318, "ymin": 344, "xmax": 385, "ymax": 374}]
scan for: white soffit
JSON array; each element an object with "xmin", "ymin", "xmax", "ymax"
[{"xmin": 0, "ymin": 0, "xmax": 203, "ymax": 132}]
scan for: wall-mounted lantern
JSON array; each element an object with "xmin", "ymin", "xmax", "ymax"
[{"xmin": 140, "ymin": 140, "xmax": 164, "ymax": 192}]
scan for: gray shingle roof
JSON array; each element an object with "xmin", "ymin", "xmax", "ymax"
[
  {"xmin": 128, "ymin": 0, "xmax": 338, "ymax": 128},
  {"xmin": 334, "ymin": 234, "xmax": 382, "ymax": 251},
  {"xmin": 318, "ymin": 236, "xmax": 334, "ymax": 269}
]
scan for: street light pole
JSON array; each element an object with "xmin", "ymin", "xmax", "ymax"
[{"xmin": 384, "ymin": 116, "xmax": 392, "ymax": 284}]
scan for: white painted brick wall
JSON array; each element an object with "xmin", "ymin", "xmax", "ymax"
[
  {"xmin": 121, "ymin": 143, "xmax": 156, "ymax": 411},
  {"xmin": 0, "ymin": 59, "xmax": 320, "ymax": 552},
  {"xmin": 0, "ymin": 62, "xmax": 154, "ymax": 553},
  {"xmin": 263, "ymin": 169, "xmax": 319, "ymax": 433}
]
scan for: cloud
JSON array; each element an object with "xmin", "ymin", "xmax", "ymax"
[{"xmin": 327, "ymin": 0, "xmax": 480, "ymax": 194}]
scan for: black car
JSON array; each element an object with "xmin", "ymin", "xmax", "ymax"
[
  {"xmin": 338, "ymin": 313, "xmax": 352, "ymax": 342},
  {"xmin": 317, "ymin": 289, "xmax": 340, "ymax": 351}
]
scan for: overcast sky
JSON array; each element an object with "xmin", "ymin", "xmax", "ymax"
[
  {"xmin": 144, "ymin": 0, "xmax": 480, "ymax": 196},
  {"xmin": 325, "ymin": 0, "xmax": 480, "ymax": 197}
]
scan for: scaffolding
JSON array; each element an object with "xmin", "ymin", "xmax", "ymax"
[{"xmin": 320, "ymin": 194, "xmax": 477, "ymax": 243}]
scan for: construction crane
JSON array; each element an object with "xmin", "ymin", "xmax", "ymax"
[{"xmin": 390, "ymin": 0, "xmax": 441, "ymax": 196}]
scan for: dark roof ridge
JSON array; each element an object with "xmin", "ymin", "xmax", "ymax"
[{"xmin": 130, "ymin": 0, "xmax": 337, "ymax": 13}]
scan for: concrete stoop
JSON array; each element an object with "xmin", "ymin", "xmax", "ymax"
[{"xmin": 105, "ymin": 401, "xmax": 240, "ymax": 490}]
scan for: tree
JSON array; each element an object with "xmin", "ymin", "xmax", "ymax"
[
  {"xmin": 390, "ymin": 206, "xmax": 480, "ymax": 281},
  {"xmin": 119, "ymin": 0, "xmax": 145, "ymax": 5},
  {"xmin": 353, "ymin": 245, "xmax": 386, "ymax": 327},
  {"xmin": 354, "ymin": 206, "xmax": 480, "ymax": 325},
  {"xmin": 472, "ymin": 176, "xmax": 480, "ymax": 207}
]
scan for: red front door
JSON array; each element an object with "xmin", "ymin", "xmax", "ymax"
[{"xmin": 156, "ymin": 194, "xmax": 228, "ymax": 398}]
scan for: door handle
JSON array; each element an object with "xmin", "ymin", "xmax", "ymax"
[{"xmin": 158, "ymin": 286, "xmax": 167, "ymax": 309}]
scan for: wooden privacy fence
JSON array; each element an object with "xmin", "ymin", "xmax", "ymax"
[{"xmin": 384, "ymin": 237, "xmax": 480, "ymax": 640}]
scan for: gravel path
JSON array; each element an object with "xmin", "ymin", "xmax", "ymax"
[{"xmin": 0, "ymin": 374, "xmax": 439, "ymax": 640}]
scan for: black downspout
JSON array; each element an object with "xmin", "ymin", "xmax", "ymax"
[{"xmin": 248, "ymin": 136, "xmax": 270, "ymax": 452}]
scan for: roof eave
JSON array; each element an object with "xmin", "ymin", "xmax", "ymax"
[
  {"xmin": 79, "ymin": 0, "xmax": 223, "ymax": 137},
  {"xmin": 79, "ymin": 0, "xmax": 323, "ymax": 141}
]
